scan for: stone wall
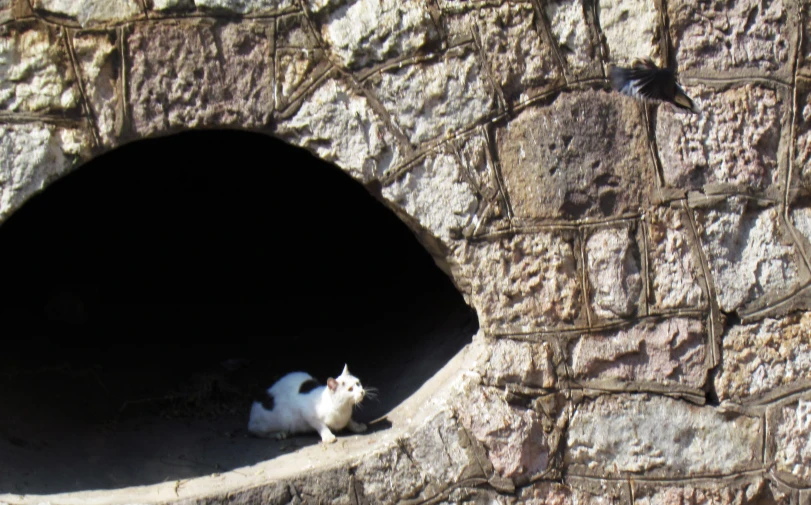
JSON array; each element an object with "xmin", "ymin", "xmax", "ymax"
[{"xmin": 2, "ymin": 0, "xmax": 811, "ymax": 503}]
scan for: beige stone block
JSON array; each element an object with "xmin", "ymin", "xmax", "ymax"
[
  {"xmin": 497, "ymin": 90, "xmax": 651, "ymax": 220},
  {"xmin": 566, "ymin": 394, "xmax": 763, "ymax": 477},
  {"xmin": 569, "ymin": 318, "xmax": 707, "ymax": 389},
  {"xmin": 656, "ymin": 84, "xmax": 785, "ymax": 192}
]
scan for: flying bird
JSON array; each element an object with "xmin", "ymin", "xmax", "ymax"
[{"xmin": 609, "ymin": 57, "xmax": 699, "ymax": 113}]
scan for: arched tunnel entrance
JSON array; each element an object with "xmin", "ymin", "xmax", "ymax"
[{"xmin": 0, "ymin": 131, "xmax": 478, "ymax": 495}]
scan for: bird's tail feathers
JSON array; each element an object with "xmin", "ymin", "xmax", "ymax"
[{"xmin": 673, "ymin": 85, "xmax": 699, "ymax": 113}]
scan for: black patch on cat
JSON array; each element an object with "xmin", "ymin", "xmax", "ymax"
[
  {"xmin": 298, "ymin": 379, "xmax": 320, "ymax": 394},
  {"xmin": 260, "ymin": 392, "xmax": 275, "ymax": 411}
]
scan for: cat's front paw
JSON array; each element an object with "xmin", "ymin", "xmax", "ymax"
[
  {"xmin": 321, "ymin": 432, "xmax": 337, "ymax": 444},
  {"xmin": 273, "ymin": 431, "xmax": 290, "ymax": 441}
]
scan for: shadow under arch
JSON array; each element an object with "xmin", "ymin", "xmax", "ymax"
[{"xmin": 0, "ymin": 130, "xmax": 478, "ymax": 495}]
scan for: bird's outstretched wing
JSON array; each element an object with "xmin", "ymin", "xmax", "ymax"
[{"xmin": 609, "ymin": 59, "xmax": 698, "ymax": 113}]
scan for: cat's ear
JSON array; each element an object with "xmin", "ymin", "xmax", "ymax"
[
  {"xmin": 341, "ymin": 364, "xmax": 349, "ymax": 376},
  {"xmin": 327, "ymin": 378, "xmax": 338, "ymax": 391}
]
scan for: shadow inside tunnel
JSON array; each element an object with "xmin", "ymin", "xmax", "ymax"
[{"xmin": 0, "ymin": 130, "xmax": 478, "ymax": 495}]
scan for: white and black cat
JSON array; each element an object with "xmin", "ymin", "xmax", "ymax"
[{"xmin": 248, "ymin": 364, "xmax": 368, "ymax": 443}]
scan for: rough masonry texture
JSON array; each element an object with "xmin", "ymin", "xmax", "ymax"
[{"xmin": 2, "ymin": 0, "xmax": 811, "ymax": 503}]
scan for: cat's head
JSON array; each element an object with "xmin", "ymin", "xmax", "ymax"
[{"xmin": 327, "ymin": 364, "xmax": 365, "ymax": 405}]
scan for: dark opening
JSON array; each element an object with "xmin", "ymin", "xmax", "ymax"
[{"xmin": 0, "ymin": 130, "xmax": 478, "ymax": 495}]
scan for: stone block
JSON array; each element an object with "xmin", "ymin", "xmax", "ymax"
[
  {"xmin": 276, "ymin": 13, "xmax": 320, "ymax": 48},
  {"xmin": 694, "ymin": 197, "xmax": 802, "ymax": 313},
  {"xmin": 0, "ymin": 26, "xmax": 80, "ymax": 114},
  {"xmin": 599, "ymin": 0, "xmax": 660, "ymax": 66},
  {"xmin": 193, "ymin": 0, "xmax": 296, "ymax": 14},
  {"xmin": 150, "ymin": 0, "xmax": 194, "ymax": 11},
  {"xmin": 407, "ymin": 411, "xmax": 478, "ymax": 485},
  {"xmin": 667, "ymin": 0, "xmax": 796, "ymax": 78},
  {"xmin": 276, "ymin": 77, "xmax": 402, "ymax": 183},
  {"xmin": 289, "ymin": 466, "xmax": 352, "ymax": 505},
  {"xmin": 517, "ymin": 482, "xmax": 616, "ymax": 505},
  {"xmin": 585, "ymin": 226, "xmax": 642, "ymax": 319},
  {"xmin": 274, "ymin": 49, "xmax": 330, "ymax": 112},
  {"xmin": 566, "ymin": 394, "xmax": 763, "ymax": 477},
  {"xmin": 716, "ymin": 313, "xmax": 811, "ymax": 402},
  {"xmin": 487, "ymin": 338, "xmax": 556, "ymax": 388},
  {"xmin": 794, "ymin": 80, "xmax": 811, "ymax": 194},
  {"xmin": 72, "ymin": 30, "xmax": 122, "ymax": 147},
  {"xmin": 354, "ymin": 445, "xmax": 425, "ymax": 505},
  {"xmin": 546, "ymin": 0, "xmax": 597, "ymax": 77},
  {"xmin": 0, "ymin": 123, "xmax": 92, "ymax": 219},
  {"xmin": 459, "ymin": 232, "xmax": 582, "ymax": 333},
  {"xmin": 647, "ymin": 207, "xmax": 705, "ymax": 311},
  {"xmin": 633, "ymin": 479, "xmax": 788, "ymax": 505},
  {"xmin": 497, "ymin": 90, "xmax": 651, "ymax": 220},
  {"xmin": 128, "ymin": 21, "xmax": 275, "ymax": 135},
  {"xmin": 308, "ymin": 0, "xmax": 439, "ymax": 69},
  {"xmin": 32, "ymin": 0, "xmax": 142, "ymax": 27},
  {"xmin": 460, "ymin": 2, "xmax": 563, "ymax": 102},
  {"xmin": 569, "ymin": 318, "xmax": 707, "ymax": 389},
  {"xmin": 772, "ymin": 398, "xmax": 811, "ymax": 486},
  {"xmin": 457, "ymin": 384, "xmax": 549, "ymax": 483},
  {"xmin": 656, "ymin": 84, "xmax": 785, "ymax": 192},
  {"xmin": 369, "ymin": 46, "xmax": 495, "ymax": 146},
  {"xmin": 381, "ymin": 148, "xmax": 479, "ymax": 242}
]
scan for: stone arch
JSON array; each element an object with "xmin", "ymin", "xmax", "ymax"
[
  {"xmin": 1, "ymin": 0, "xmax": 811, "ymax": 502},
  {"xmin": 0, "ymin": 128, "xmax": 479, "ymax": 494}
]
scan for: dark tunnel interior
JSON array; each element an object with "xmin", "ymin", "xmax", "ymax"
[{"xmin": 0, "ymin": 130, "xmax": 478, "ymax": 495}]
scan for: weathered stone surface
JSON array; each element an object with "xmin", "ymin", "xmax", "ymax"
[
  {"xmin": 585, "ymin": 227, "xmax": 642, "ymax": 319},
  {"xmin": 0, "ymin": 27, "xmax": 80, "ymax": 114},
  {"xmin": 569, "ymin": 318, "xmax": 707, "ymax": 388},
  {"xmin": 354, "ymin": 446, "xmax": 425, "ymax": 505},
  {"xmin": 774, "ymin": 399, "xmax": 811, "ymax": 484},
  {"xmin": 497, "ymin": 90, "xmax": 650, "ymax": 220},
  {"xmin": 32, "ymin": 0, "xmax": 142, "ymax": 26},
  {"xmin": 517, "ymin": 482, "xmax": 615, "ymax": 505},
  {"xmin": 381, "ymin": 149, "xmax": 479, "ymax": 242},
  {"xmin": 150, "ymin": 0, "xmax": 194, "ymax": 11},
  {"xmin": 633, "ymin": 479, "xmax": 788, "ymax": 505},
  {"xmin": 487, "ymin": 338, "xmax": 556, "ymax": 388},
  {"xmin": 276, "ymin": 78, "xmax": 401, "ymax": 182},
  {"xmin": 599, "ymin": 0, "xmax": 659, "ymax": 65},
  {"xmin": 648, "ymin": 207, "xmax": 705, "ymax": 311},
  {"xmin": 0, "ymin": 123, "xmax": 92, "ymax": 219},
  {"xmin": 656, "ymin": 85, "xmax": 783, "ymax": 191},
  {"xmin": 791, "ymin": 205, "xmax": 811, "ymax": 247},
  {"xmin": 290, "ymin": 466, "xmax": 352, "ymax": 505},
  {"xmin": 795, "ymin": 81, "xmax": 811, "ymax": 194},
  {"xmin": 407, "ymin": 411, "xmax": 476, "ymax": 485},
  {"xmin": 275, "ymin": 49, "xmax": 329, "ymax": 112},
  {"xmin": 72, "ymin": 31, "xmax": 121, "ymax": 146},
  {"xmin": 276, "ymin": 14, "xmax": 320, "ymax": 48},
  {"xmin": 457, "ymin": 384, "xmax": 549, "ymax": 483},
  {"xmin": 566, "ymin": 395, "xmax": 763, "ymax": 477},
  {"xmin": 668, "ymin": 0, "xmax": 795, "ymax": 76},
  {"xmin": 454, "ymin": 130, "xmax": 501, "ymax": 203},
  {"xmin": 128, "ymin": 22, "xmax": 275, "ymax": 135},
  {"xmin": 0, "ymin": 0, "xmax": 11, "ymax": 23},
  {"xmin": 473, "ymin": 2, "xmax": 562, "ymax": 101},
  {"xmin": 546, "ymin": 0, "xmax": 594, "ymax": 75},
  {"xmin": 193, "ymin": 0, "xmax": 295, "ymax": 13},
  {"xmin": 695, "ymin": 198, "xmax": 802, "ymax": 313},
  {"xmin": 310, "ymin": 0, "xmax": 438, "ymax": 69},
  {"xmin": 370, "ymin": 47, "xmax": 495, "ymax": 145},
  {"xmin": 460, "ymin": 233, "xmax": 581, "ymax": 333},
  {"xmin": 716, "ymin": 313, "xmax": 811, "ymax": 402},
  {"xmin": 434, "ymin": 488, "xmax": 510, "ymax": 505}
]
